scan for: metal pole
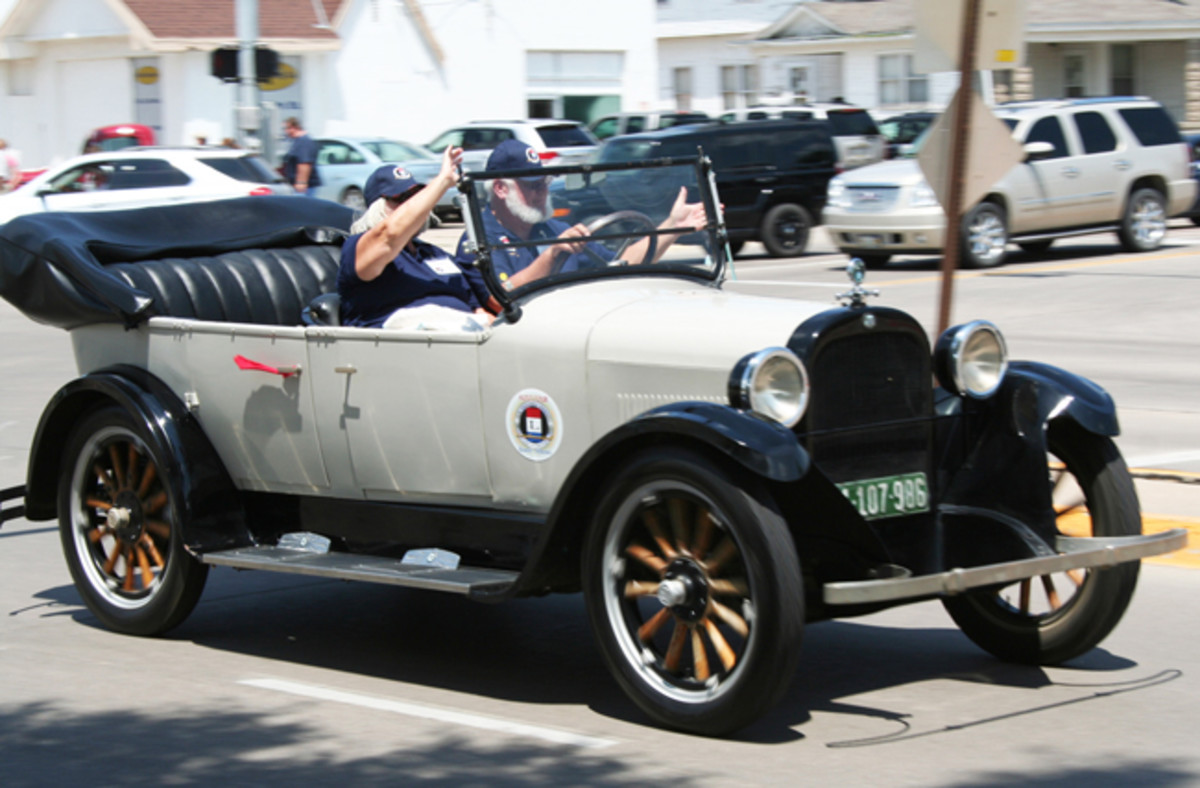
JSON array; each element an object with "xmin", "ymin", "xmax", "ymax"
[
  {"xmin": 936, "ymin": 0, "xmax": 981, "ymax": 335},
  {"xmin": 236, "ymin": 0, "xmax": 261, "ymax": 150}
]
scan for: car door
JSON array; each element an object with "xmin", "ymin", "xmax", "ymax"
[
  {"xmin": 36, "ymin": 158, "xmax": 194, "ymax": 213},
  {"xmin": 1064, "ymin": 110, "xmax": 1126, "ymax": 224},
  {"xmin": 1004, "ymin": 116, "xmax": 1079, "ymax": 233},
  {"xmin": 306, "ymin": 327, "xmax": 493, "ymax": 503},
  {"xmin": 315, "ymin": 139, "xmax": 368, "ymax": 202}
]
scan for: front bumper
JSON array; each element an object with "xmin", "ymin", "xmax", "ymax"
[
  {"xmin": 823, "ymin": 206, "xmax": 946, "ymax": 254},
  {"xmin": 823, "ymin": 528, "xmax": 1186, "ymax": 605}
]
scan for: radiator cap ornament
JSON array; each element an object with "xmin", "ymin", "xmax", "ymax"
[{"xmin": 837, "ymin": 258, "xmax": 880, "ymax": 308}]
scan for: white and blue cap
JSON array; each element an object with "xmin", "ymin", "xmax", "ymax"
[
  {"xmin": 364, "ymin": 164, "xmax": 424, "ymax": 206},
  {"xmin": 485, "ymin": 140, "xmax": 545, "ymax": 182}
]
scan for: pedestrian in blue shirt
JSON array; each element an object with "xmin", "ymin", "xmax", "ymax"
[
  {"xmin": 338, "ymin": 146, "xmax": 497, "ymax": 330},
  {"xmin": 282, "ymin": 117, "xmax": 321, "ymax": 196},
  {"xmin": 455, "ymin": 139, "xmax": 708, "ymax": 290}
]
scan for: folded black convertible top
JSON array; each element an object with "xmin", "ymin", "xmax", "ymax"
[{"xmin": 0, "ymin": 196, "xmax": 353, "ymax": 330}]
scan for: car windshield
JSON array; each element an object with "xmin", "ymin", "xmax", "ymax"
[
  {"xmin": 535, "ymin": 124, "xmax": 597, "ymax": 148},
  {"xmin": 825, "ymin": 109, "xmax": 880, "ymax": 137},
  {"xmin": 364, "ymin": 140, "xmax": 436, "ymax": 162},
  {"xmin": 460, "ymin": 157, "xmax": 725, "ymax": 306},
  {"xmin": 907, "ymin": 117, "xmax": 1019, "ymax": 156}
]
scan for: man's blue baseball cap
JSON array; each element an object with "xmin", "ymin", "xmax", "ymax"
[
  {"xmin": 364, "ymin": 164, "xmax": 423, "ymax": 206},
  {"xmin": 485, "ymin": 140, "xmax": 545, "ymax": 181}
]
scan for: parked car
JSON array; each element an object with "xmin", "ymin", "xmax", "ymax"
[
  {"xmin": 0, "ymin": 147, "xmax": 293, "ymax": 226},
  {"xmin": 311, "ymin": 136, "xmax": 457, "ymax": 220},
  {"xmin": 1182, "ymin": 131, "xmax": 1200, "ymax": 226},
  {"xmin": 1, "ymin": 155, "xmax": 1182, "ymax": 735},
  {"xmin": 823, "ymin": 97, "xmax": 1197, "ymax": 269},
  {"xmin": 83, "ymin": 123, "xmax": 156, "ymax": 153},
  {"xmin": 588, "ymin": 111, "xmax": 710, "ymax": 140},
  {"xmin": 876, "ymin": 110, "xmax": 937, "ymax": 158},
  {"xmin": 426, "ymin": 119, "xmax": 599, "ymax": 172},
  {"xmin": 717, "ymin": 103, "xmax": 886, "ymax": 169},
  {"xmin": 580, "ymin": 120, "xmax": 837, "ymax": 257}
]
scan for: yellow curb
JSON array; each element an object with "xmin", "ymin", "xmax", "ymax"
[{"xmin": 1143, "ymin": 515, "xmax": 1200, "ymax": 569}]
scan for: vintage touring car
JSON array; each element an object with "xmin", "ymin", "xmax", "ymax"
[{"xmin": 0, "ymin": 155, "xmax": 1184, "ymax": 736}]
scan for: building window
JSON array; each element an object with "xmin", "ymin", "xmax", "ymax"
[
  {"xmin": 721, "ymin": 64, "xmax": 759, "ymax": 110},
  {"xmin": 7, "ymin": 59, "xmax": 34, "ymax": 96},
  {"xmin": 1064, "ymin": 54, "xmax": 1086, "ymax": 98},
  {"xmin": 878, "ymin": 54, "xmax": 927, "ymax": 106},
  {"xmin": 789, "ymin": 66, "xmax": 810, "ymax": 103},
  {"xmin": 1111, "ymin": 44, "xmax": 1135, "ymax": 96},
  {"xmin": 673, "ymin": 67, "xmax": 693, "ymax": 111}
]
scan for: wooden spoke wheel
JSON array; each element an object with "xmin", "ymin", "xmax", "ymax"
[
  {"xmin": 584, "ymin": 448, "xmax": 803, "ymax": 735},
  {"xmin": 59, "ymin": 406, "xmax": 207, "ymax": 635},
  {"xmin": 943, "ymin": 424, "xmax": 1142, "ymax": 664}
]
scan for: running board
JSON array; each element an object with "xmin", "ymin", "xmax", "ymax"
[
  {"xmin": 823, "ymin": 529, "xmax": 1188, "ymax": 606},
  {"xmin": 201, "ymin": 546, "xmax": 520, "ymax": 599}
]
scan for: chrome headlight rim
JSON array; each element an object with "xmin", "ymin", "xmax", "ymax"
[
  {"xmin": 935, "ymin": 320, "xmax": 1009, "ymax": 399},
  {"xmin": 729, "ymin": 347, "xmax": 809, "ymax": 428}
]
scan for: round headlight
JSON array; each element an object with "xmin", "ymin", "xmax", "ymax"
[
  {"xmin": 934, "ymin": 320, "xmax": 1008, "ymax": 398},
  {"xmin": 729, "ymin": 348, "xmax": 809, "ymax": 428}
]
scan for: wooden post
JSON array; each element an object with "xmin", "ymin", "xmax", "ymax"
[{"xmin": 936, "ymin": 0, "xmax": 982, "ymax": 336}]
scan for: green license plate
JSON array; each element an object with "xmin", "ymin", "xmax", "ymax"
[{"xmin": 837, "ymin": 472, "xmax": 930, "ymax": 520}]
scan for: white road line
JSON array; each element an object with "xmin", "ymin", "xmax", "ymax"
[
  {"xmin": 726, "ymin": 280, "xmax": 846, "ymax": 288},
  {"xmin": 1128, "ymin": 450, "xmax": 1200, "ymax": 469},
  {"xmin": 239, "ymin": 678, "xmax": 618, "ymax": 750}
]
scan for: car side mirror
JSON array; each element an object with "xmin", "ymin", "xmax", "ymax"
[{"xmin": 1023, "ymin": 141, "xmax": 1055, "ymax": 161}]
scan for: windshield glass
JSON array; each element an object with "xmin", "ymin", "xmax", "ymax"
[
  {"xmin": 460, "ymin": 157, "xmax": 724, "ymax": 305},
  {"xmin": 364, "ymin": 140, "xmax": 436, "ymax": 162}
]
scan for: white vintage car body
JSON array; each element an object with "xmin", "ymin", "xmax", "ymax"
[{"xmin": 0, "ymin": 157, "xmax": 1184, "ymax": 736}]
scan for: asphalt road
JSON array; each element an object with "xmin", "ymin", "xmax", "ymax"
[{"xmin": 2, "ymin": 220, "xmax": 1199, "ymax": 786}]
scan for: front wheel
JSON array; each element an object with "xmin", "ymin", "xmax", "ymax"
[
  {"xmin": 960, "ymin": 202, "xmax": 1008, "ymax": 268},
  {"xmin": 858, "ymin": 253, "xmax": 891, "ymax": 269},
  {"xmin": 59, "ymin": 406, "xmax": 208, "ymax": 636},
  {"xmin": 339, "ymin": 186, "xmax": 366, "ymax": 211},
  {"xmin": 760, "ymin": 203, "xmax": 812, "ymax": 257},
  {"xmin": 942, "ymin": 425, "xmax": 1141, "ymax": 664},
  {"xmin": 1117, "ymin": 187, "xmax": 1167, "ymax": 252},
  {"xmin": 583, "ymin": 448, "xmax": 804, "ymax": 736}
]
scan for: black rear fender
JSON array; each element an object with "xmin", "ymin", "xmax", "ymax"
[{"xmin": 26, "ymin": 366, "xmax": 248, "ymax": 552}]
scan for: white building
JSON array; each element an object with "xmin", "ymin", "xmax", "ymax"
[{"xmin": 0, "ymin": 0, "xmax": 658, "ymax": 167}]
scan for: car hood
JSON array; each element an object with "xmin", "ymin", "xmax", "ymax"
[{"xmin": 839, "ymin": 158, "xmax": 924, "ymax": 186}]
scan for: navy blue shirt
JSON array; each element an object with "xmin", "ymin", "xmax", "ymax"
[
  {"xmin": 338, "ymin": 234, "xmax": 485, "ymax": 328},
  {"xmin": 454, "ymin": 207, "xmax": 612, "ymax": 285},
  {"xmin": 282, "ymin": 133, "xmax": 321, "ymax": 188}
]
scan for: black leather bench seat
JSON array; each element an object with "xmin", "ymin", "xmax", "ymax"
[{"xmin": 107, "ymin": 244, "xmax": 342, "ymax": 326}]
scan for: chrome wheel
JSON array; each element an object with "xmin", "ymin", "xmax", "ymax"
[
  {"xmin": 961, "ymin": 203, "xmax": 1007, "ymax": 268},
  {"xmin": 1119, "ymin": 188, "xmax": 1166, "ymax": 251}
]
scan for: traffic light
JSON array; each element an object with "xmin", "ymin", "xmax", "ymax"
[
  {"xmin": 210, "ymin": 47, "xmax": 239, "ymax": 82},
  {"xmin": 255, "ymin": 47, "xmax": 280, "ymax": 84}
]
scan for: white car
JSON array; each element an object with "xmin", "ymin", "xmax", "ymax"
[
  {"xmin": 427, "ymin": 119, "xmax": 599, "ymax": 172},
  {"xmin": 823, "ymin": 97, "xmax": 1196, "ymax": 268},
  {"xmin": 0, "ymin": 147, "xmax": 293, "ymax": 225},
  {"xmin": 718, "ymin": 103, "xmax": 886, "ymax": 169}
]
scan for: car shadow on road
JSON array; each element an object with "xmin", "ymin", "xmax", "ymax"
[
  {"xmin": 831, "ymin": 239, "xmax": 1198, "ymax": 275},
  {"xmin": 28, "ymin": 570, "xmax": 1174, "ymax": 750}
]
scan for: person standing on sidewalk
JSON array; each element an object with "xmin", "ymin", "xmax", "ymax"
[{"xmin": 281, "ymin": 117, "xmax": 321, "ymax": 196}]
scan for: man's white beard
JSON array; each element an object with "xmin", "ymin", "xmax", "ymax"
[{"xmin": 504, "ymin": 181, "xmax": 551, "ymax": 224}]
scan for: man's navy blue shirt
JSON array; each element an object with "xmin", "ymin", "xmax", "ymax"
[
  {"xmin": 282, "ymin": 133, "xmax": 321, "ymax": 188},
  {"xmin": 338, "ymin": 234, "xmax": 485, "ymax": 328},
  {"xmin": 454, "ymin": 207, "xmax": 612, "ymax": 284}
]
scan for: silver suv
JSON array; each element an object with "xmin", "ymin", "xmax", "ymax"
[
  {"xmin": 823, "ymin": 97, "xmax": 1197, "ymax": 268},
  {"xmin": 426, "ymin": 119, "xmax": 599, "ymax": 171}
]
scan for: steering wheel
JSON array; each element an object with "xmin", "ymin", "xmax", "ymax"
[{"xmin": 558, "ymin": 210, "xmax": 657, "ymax": 272}]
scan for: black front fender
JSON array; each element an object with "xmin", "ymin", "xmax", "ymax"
[
  {"xmin": 515, "ymin": 402, "xmax": 810, "ymax": 593},
  {"xmin": 26, "ymin": 366, "xmax": 248, "ymax": 552}
]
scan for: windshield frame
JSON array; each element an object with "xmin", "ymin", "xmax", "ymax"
[{"xmin": 459, "ymin": 154, "xmax": 728, "ymax": 321}]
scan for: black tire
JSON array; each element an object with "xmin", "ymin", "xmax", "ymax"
[
  {"xmin": 960, "ymin": 202, "xmax": 1008, "ymax": 268},
  {"xmin": 583, "ymin": 447, "xmax": 804, "ymax": 735},
  {"xmin": 726, "ymin": 240, "xmax": 745, "ymax": 259},
  {"xmin": 340, "ymin": 186, "xmax": 366, "ymax": 211},
  {"xmin": 759, "ymin": 203, "xmax": 812, "ymax": 257},
  {"xmin": 1017, "ymin": 239, "xmax": 1054, "ymax": 256},
  {"xmin": 942, "ymin": 424, "xmax": 1141, "ymax": 664},
  {"xmin": 59, "ymin": 406, "xmax": 208, "ymax": 636},
  {"xmin": 1117, "ymin": 187, "xmax": 1167, "ymax": 252},
  {"xmin": 858, "ymin": 253, "xmax": 891, "ymax": 269}
]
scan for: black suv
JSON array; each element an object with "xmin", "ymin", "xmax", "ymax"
[{"xmin": 580, "ymin": 121, "xmax": 838, "ymax": 257}]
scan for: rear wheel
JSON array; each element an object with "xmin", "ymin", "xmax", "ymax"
[
  {"xmin": 59, "ymin": 406, "xmax": 208, "ymax": 636},
  {"xmin": 760, "ymin": 203, "xmax": 812, "ymax": 257},
  {"xmin": 725, "ymin": 240, "xmax": 745, "ymax": 259},
  {"xmin": 960, "ymin": 202, "xmax": 1008, "ymax": 268},
  {"xmin": 942, "ymin": 425, "xmax": 1141, "ymax": 664},
  {"xmin": 583, "ymin": 448, "xmax": 804, "ymax": 735},
  {"xmin": 1117, "ymin": 187, "xmax": 1167, "ymax": 252},
  {"xmin": 340, "ymin": 186, "xmax": 366, "ymax": 211}
]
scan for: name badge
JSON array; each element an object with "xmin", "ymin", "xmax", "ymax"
[{"xmin": 425, "ymin": 256, "xmax": 462, "ymax": 277}]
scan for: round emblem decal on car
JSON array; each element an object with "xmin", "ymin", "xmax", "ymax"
[{"xmin": 506, "ymin": 389, "xmax": 562, "ymax": 462}]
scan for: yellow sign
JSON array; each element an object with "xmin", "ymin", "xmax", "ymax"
[
  {"xmin": 135, "ymin": 65, "xmax": 159, "ymax": 85},
  {"xmin": 259, "ymin": 62, "xmax": 297, "ymax": 92}
]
